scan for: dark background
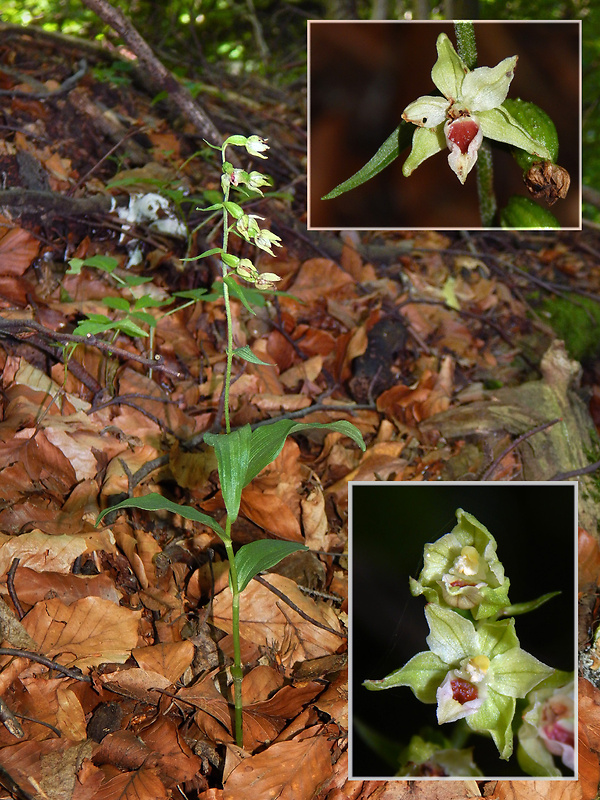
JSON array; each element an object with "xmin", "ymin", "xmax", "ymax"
[
  {"xmin": 349, "ymin": 482, "xmax": 576, "ymax": 778},
  {"xmin": 309, "ymin": 21, "xmax": 580, "ymax": 229}
]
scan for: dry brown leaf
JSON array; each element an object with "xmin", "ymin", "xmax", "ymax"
[
  {"xmin": 211, "ymin": 574, "xmax": 344, "ymax": 668},
  {"xmin": 132, "ymin": 640, "xmax": 194, "ymax": 683},
  {"xmin": 301, "ymin": 485, "xmax": 330, "ymax": 551},
  {"xmin": 288, "ymin": 258, "xmax": 355, "ymax": 305},
  {"xmin": 240, "ymin": 487, "xmax": 303, "ymax": 541},
  {"xmin": 139, "ymin": 717, "xmax": 204, "ymax": 787},
  {"xmin": 579, "ymin": 528, "xmax": 600, "ymax": 588},
  {"xmin": 22, "ymin": 596, "xmax": 141, "ymax": 671},
  {"xmin": 0, "ymin": 529, "xmax": 115, "ymax": 575},
  {"xmin": 252, "ymin": 393, "xmax": 312, "ymax": 412},
  {"xmin": 92, "ymin": 767, "xmax": 169, "ymax": 800},
  {"xmin": 280, "ymin": 355, "xmax": 323, "ymax": 389},
  {"xmin": 486, "ymin": 781, "xmax": 582, "ymax": 800},
  {"xmin": 11, "ymin": 567, "xmax": 121, "ymax": 606},
  {"xmin": 0, "ymin": 227, "xmax": 40, "ymax": 275},
  {"xmin": 100, "ymin": 668, "xmax": 172, "ymax": 699},
  {"xmin": 224, "ymin": 736, "xmax": 332, "ymax": 800},
  {"xmin": 56, "ymin": 685, "xmax": 88, "ymax": 740}
]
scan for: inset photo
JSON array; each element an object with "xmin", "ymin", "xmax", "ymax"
[
  {"xmin": 349, "ymin": 482, "xmax": 577, "ymax": 779},
  {"xmin": 308, "ymin": 20, "xmax": 580, "ymax": 230}
]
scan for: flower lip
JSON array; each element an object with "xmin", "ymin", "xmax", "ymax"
[{"xmin": 447, "ymin": 118, "xmax": 481, "ymax": 154}]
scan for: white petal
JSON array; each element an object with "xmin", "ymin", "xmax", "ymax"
[
  {"xmin": 431, "ymin": 32, "xmax": 468, "ymax": 101},
  {"xmin": 402, "ymin": 96, "xmax": 449, "ymax": 128},
  {"xmin": 461, "ymin": 56, "xmax": 518, "ymax": 111},
  {"xmin": 478, "ymin": 107, "xmax": 551, "ymax": 158}
]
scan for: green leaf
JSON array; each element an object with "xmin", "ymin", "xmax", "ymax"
[
  {"xmin": 132, "ymin": 295, "xmax": 172, "ymax": 310},
  {"xmin": 95, "ymin": 492, "xmax": 226, "ymax": 539},
  {"xmin": 224, "ymin": 274, "xmax": 258, "ymax": 314},
  {"xmin": 204, "ymin": 425, "xmax": 252, "ymax": 523},
  {"xmin": 82, "ymin": 254, "xmax": 119, "ymax": 272},
  {"xmin": 121, "ymin": 275, "xmax": 154, "ymax": 287},
  {"xmin": 364, "ymin": 650, "xmax": 447, "ymax": 703},
  {"xmin": 245, "ymin": 420, "xmax": 365, "ymax": 487},
  {"xmin": 112, "ymin": 318, "xmax": 149, "ymax": 338},
  {"xmin": 172, "ymin": 289, "xmax": 209, "ymax": 301},
  {"xmin": 233, "ymin": 345, "xmax": 274, "ymax": 366},
  {"xmin": 235, "ymin": 539, "xmax": 308, "ymax": 593},
  {"xmin": 195, "ymin": 247, "xmax": 223, "ymax": 259},
  {"xmin": 130, "ymin": 311, "xmax": 156, "ymax": 329},
  {"xmin": 321, "ymin": 124, "xmax": 412, "ymax": 200},
  {"xmin": 102, "ymin": 296, "xmax": 130, "ymax": 312}
]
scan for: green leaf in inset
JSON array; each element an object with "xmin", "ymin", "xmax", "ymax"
[
  {"xmin": 235, "ymin": 539, "xmax": 308, "ymax": 593},
  {"xmin": 95, "ymin": 492, "xmax": 226, "ymax": 538},
  {"xmin": 321, "ymin": 124, "xmax": 412, "ymax": 200},
  {"xmin": 204, "ymin": 425, "xmax": 252, "ymax": 523},
  {"xmin": 102, "ymin": 296, "xmax": 130, "ymax": 312}
]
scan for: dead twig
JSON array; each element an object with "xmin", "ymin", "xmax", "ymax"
[
  {"xmin": 6, "ymin": 559, "xmax": 24, "ymax": 621},
  {"xmin": 479, "ymin": 418, "xmax": 562, "ymax": 481},
  {"xmin": 0, "ymin": 648, "xmax": 92, "ymax": 682}
]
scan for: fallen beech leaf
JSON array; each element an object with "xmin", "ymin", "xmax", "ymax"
[
  {"xmin": 280, "ymin": 355, "xmax": 323, "ymax": 388},
  {"xmin": 579, "ymin": 528, "xmax": 600, "ymax": 587},
  {"xmin": 12, "ymin": 567, "xmax": 121, "ymax": 606},
  {"xmin": 486, "ymin": 781, "xmax": 582, "ymax": 800},
  {"xmin": 132, "ymin": 641, "xmax": 194, "ymax": 683},
  {"xmin": 252, "ymin": 393, "xmax": 312, "ymax": 412},
  {"xmin": 92, "ymin": 767, "xmax": 169, "ymax": 800},
  {"xmin": 0, "ymin": 529, "xmax": 115, "ymax": 575},
  {"xmin": 0, "ymin": 227, "xmax": 40, "ymax": 275},
  {"xmin": 139, "ymin": 718, "xmax": 203, "ymax": 787},
  {"xmin": 22, "ymin": 596, "xmax": 141, "ymax": 671},
  {"xmin": 240, "ymin": 487, "xmax": 303, "ymax": 541},
  {"xmin": 212, "ymin": 574, "xmax": 343, "ymax": 668},
  {"xmin": 288, "ymin": 258, "xmax": 355, "ymax": 305},
  {"xmin": 224, "ymin": 736, "xmax": 332, "ymax": 800}
]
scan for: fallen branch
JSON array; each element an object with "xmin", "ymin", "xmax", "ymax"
[{"xmin": 80, "ymin": 0, "xmax": 223, "ymax": 145}]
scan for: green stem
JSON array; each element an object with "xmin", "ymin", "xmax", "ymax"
[
  {"xmin": 476, "ymin": 139, "xmax": 497, "ymax": 226},
  {"xmin": 224, "ymin": 524, "xmax": 244, "ymax": 748},
  {"xmin": 221, "ymin": 146, "xmax": 233, "ymax": 434},
  {"xmin": 454, "ymin": 21, "xmax": 477, "ymax": 70}
]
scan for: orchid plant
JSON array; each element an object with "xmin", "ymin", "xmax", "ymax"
[
  {"xmin": 321, "ymin": 22, "xmax": 569, "ymax": 227},
  {"xmin": 97, "ymin": 135, "xmax": 366, "ymax": 748},
  {"xmin": 364, "ymin": 509, "xmax": 574, "ymax": 776}
]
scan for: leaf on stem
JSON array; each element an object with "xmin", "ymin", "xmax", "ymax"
[
  {"xmin": 204, "ymin": 426, "xmax": 252, "ymax": 523},
  {"xmin": 95, "ymin": 493, "xmax": 227, "ymax": 539},
  {"xmin": 234, "ymin": 539, "xmax": 308, "ymax": 593},
  {"xmin": 233, "ymin": 345, "xmax": 274, "ymax": 366}
]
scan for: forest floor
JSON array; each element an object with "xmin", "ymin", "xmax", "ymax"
[{"xmin": 0, "ymin": 20, "xmax": 599, "ymax": 800}]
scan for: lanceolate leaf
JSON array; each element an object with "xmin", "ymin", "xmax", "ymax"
[
  {"xmin": 96, "ymin": 493, "xmax": 226, "ymax": 539},
  {"xmin": 233, "ymin": 345, "xmax": 274, "ymax": 366},
  {"xmin": 245, "ymin": 420, "xmax": 366, "ymax": 486},
  {"xmin": 204, "ymin": 425, "xmax": 252, "ymax": 523},
  {"xmin": 234, "ymin": 539, "xmax": 308, "ymax": 593},
  {"xmin": 321, "ymin": 124, "xmax": 413, "ymax": 200}
]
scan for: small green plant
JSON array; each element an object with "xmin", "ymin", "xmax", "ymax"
[
  {"xmin": 364, "ymin": 509, "xmax": 573, "ymax": 776},
  {"xmin": 322, "ymin": 22, "xmax": 569, "ymax": 228},
  {"xmin": 97, "ymin": 135, "xmax": 366, "ymax": 747}
]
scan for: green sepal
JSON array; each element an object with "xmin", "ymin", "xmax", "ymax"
[
  {"xmin": 466, "ymin": 687, "xmax": 516, "ymax": 760},
  {"xmin": 321, "ymin": 124, "xmax": 413, "ymax": 200},
  {"xmin": 478, "ymin": 106, "xmax": 551, "ymax": 159},
  {"xmin": 363, "ymin": 650, "xmax": 448, "ymax": 703},
  {"xmin": 425, "ymin": 604, "xmax": 479, "ymax": 664},
  {"xmin": 402, "ymin": 126, "xmax": 446, "ymax": 177},
  {"xmin": 489, "ymin": 647, "xmax": 554, "ymax": 698}
]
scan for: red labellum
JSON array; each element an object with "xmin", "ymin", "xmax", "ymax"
[
  {"xmin": 544, "ymin": 723, "xmax": 575, "ymax": 747},
  {"xmin": 451, "ymin": 678, "xmax": 478, "ymax": 704},
  {"xmin": 447, "ymin": 119, "xmax": 480, "ymax": 154}
]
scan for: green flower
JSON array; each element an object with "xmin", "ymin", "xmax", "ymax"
[
  {"xmin": 410, "ymin": 508, "xmax": 510, "ymax": 619},
  {"xmin": 517, "ymin": 674, "xmax": 575, "ymax": 776},
  {"xmin": 364, "ymin": 604, "xmax": 553, "ymax": 760},
  {"xmin": 401, "ymin": 33, "xmax": 551, "ymax": 183}
]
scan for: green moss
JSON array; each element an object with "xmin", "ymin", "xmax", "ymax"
[{"xmin": 542, "ymin": 294, "xmax": 600, "ymax": 361}]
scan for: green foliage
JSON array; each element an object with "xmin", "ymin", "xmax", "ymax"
[
  {"xmin": 541, "ymin": 294, "xmax": 600, "ymax": 361},
  {"xmin": 499, "ymin": 196, "xmax": 560, "ymax": 229}
]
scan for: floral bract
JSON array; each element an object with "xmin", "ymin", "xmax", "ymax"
[
  {"xmin": 409, "ymin": 508, "xmax": 510, "ymax": 619},
  {"xmin": 397, "ymin": 734, "xmax": 482, "ymax": 777},
  {"xmin": 401, "ymin": 33, "xmax": 551, "ymax": 183},
  {"xmin": 365, "ymin": 604, "xmax": 554, "ymax": 760}
]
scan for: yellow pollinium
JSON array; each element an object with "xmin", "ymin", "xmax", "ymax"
[
  {"xmin": 455, "ymin": 545, "xmax": 481, "ymax": 575},
  {"xmin": 471, "ymin": 655, "xmax": 490, "ymax": 672}
]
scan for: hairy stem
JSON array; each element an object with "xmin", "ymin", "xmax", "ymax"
[
  {"xmin": 221, "ymin": 147, "xmax": 233, "ymax": 433},
  {"xmin": 224, "ymin": 526, "xmax": 244, "ymax": 747},
  {"xmin": 454, "ymin": 21, "xmax": 477, "ymax": 70},
  {"xmin": 476, "ymin": 139, "xmax": 497, "ymax": 226}
]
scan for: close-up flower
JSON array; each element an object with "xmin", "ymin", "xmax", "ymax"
[
  {"xmin": 401, "ymin": 32, "xmax": 551, "ymax": 183},
  {"xmin": 517, "ymin": 675, "xmax": 575, "ymax": 776},
  {"xmin": 364, "ymin": 604, "xmax": 554, "ymax": 760},
  {"xmin": 409, "ymin": 508, "xmax": 510, "ymax": 618}
]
